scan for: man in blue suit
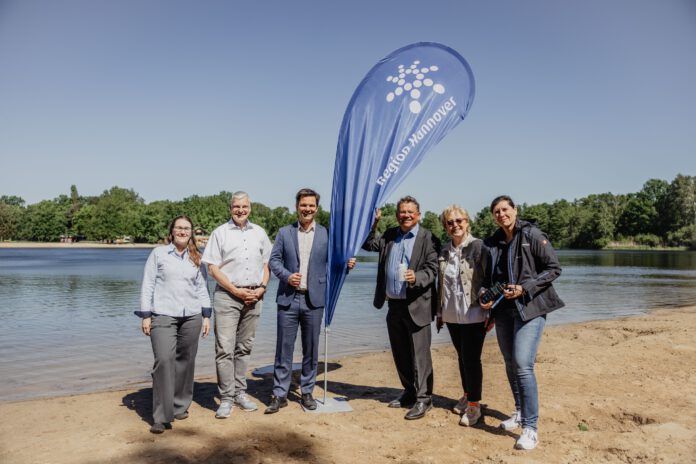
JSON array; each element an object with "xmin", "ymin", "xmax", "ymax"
[{"xmin": 266, "ymin": 188, "xmax": 354, "ymax": 413}]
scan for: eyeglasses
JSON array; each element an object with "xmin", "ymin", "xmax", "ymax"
[
  {"xmin": 173, "ymin": 226, "xmax": 192, "ymax": 232},
  {"xmin": 446, "ymin": 218, "xmax": 467, "ymax": 227}
]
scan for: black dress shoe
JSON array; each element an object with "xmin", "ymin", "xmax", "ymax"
[
  {"xmin": 404, "ymin": 400, "xmax": 432, "ymax": 420},
  {"xmin": 301, "ymin": 393, "xmax": 317, "ymax": 410},
  {"xmin": 264, "ymin": 396, "xmax": 288, "ymax": 414},
  {"xmin": 388, "ymin": 393, "xmax": 416, "ymax": 409}
]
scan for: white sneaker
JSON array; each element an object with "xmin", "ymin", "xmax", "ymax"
[
  {"xmin": 515, "ymin": 427, "xmax": 538, "ymax": 450},
  {"xmin": 499, "ymin": 410, "xmax": 521, "ymax": 431},
  {"xmin": 215, "ymin": 401, "xmax": 233, "ymax": 419},
  {"xmin": 452, "ymin": 395, "xmax": 468, "ymax": 415},
  {"xmin": 233, "ymin": 392, "xmax": 258, "ymax": 411},
  {"xmin": 458, "ymin": 404, "xmax": 481, "ymax": 426}
]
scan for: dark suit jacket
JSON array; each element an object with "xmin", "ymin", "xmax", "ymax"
[
  {"xmin": 269, "ymin": 222, "xmax": 328, "ymax": 309},
  {"xmin": 362, "ymin": 225, "xmax": 440, "ymax": 327}
]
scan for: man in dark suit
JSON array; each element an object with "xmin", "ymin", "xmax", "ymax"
[
  {"xmin": 266, "ymin": 188, "xmax": 354, "ymax": 413},
  {"xmin": 362, "ymin": 195, "xmax": 440, "ymax": 420}
]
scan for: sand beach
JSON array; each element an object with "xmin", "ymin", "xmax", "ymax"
[{"xmin": 1, "ymin": 306, "xmax": 695, "ymax": 463}]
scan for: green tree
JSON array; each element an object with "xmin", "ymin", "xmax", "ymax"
[
  {"xmin": 421, "ymin": 210, "xmax": 445, "ymax": 242},
  {"xmin": 315, "ymin": 206, "xmax": 330, "ymax": 229},
  {"xmin": 375, "ymin": 203, "xmax": 398, "ymax": 234},
  {"xmin": 0, "ymin": 202, "xmax": 24, "ymax": 240},
  {"xmin": 520, "ymin": 203, "xmax": 551, "ymax": 235},
  {"xmin": 573, "ymin": 194, "xmax": 618, "ymax": 249},
  {"xmin": 0, "ymin": 195, "xmax": 25, "ymax": 207},
  {"xmin": 180, "ymin": 192, "xmax": 231, "ymax": 233},
  {"xmin": 246, "ymin": 202, "xmax": 294, "ymax": 239},
  {"xmin": 545, "ymin": 200, "xmax": 577, "ymax": 248},
  {"xmin": 664, "ymin": 174, "xmax": 696, "ymax": 232},
  {"xmin": 617, "ymin": 179, "xmax": 670, "ymax": 238},
  {"xmin": 141, "ymin": 200, "xmax": 177, "ymax": 243},
  {"xmin": 64, "ymin": 184, "xmax": 82, "ymax": 234},
  {"xmin": 85, "ymin": 187, "xmax": 145, "ymax": 241},
  {"xmin": 657, "ymin": 174, "xmax": 696, "ymax": 247},
  {"xmin": 470, "ymin": 206, "xmax": 497, "ymax": 239},
  {"xmin": 18, "ymin": 200, "xmax": 67, "ymax": 241},
  {"xmin": 72, "ymin": 203, "xmax": 96, "ymax": 238}
]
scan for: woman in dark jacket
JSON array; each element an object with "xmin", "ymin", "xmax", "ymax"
[{"xmin": 480, "ymin": 195, "xmax": 564, "ymax": 450}]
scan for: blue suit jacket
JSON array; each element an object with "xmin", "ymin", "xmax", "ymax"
[{"xmin": 269, "ymin": 222, "xmax": 328, "ymax": 309}]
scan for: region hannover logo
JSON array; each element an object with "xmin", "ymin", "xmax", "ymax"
[{"xmin": 385, "ymin": 60, "xmax": 445, "ymax": 114}]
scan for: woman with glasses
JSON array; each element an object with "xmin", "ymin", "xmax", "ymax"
[
  {"xmin": 480, "ymin": 195, "xmax": 564, "ymax": 450},
  {"xmin": 436, "ymin": 205, "xmax": 489, "ymax": 427},
  {"xmin": 137, "ymin": 215, "xmax": 211, "ymax": 434}
]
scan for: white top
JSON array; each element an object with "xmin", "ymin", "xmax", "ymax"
[
  {"xmin": 297, "ymin": 221, "xmax": 315, "ymax": 290},
  {"xmin": 440, "ymin": 242, "xmax": 486, "ymax": 324},
  {"xmin": 140, "ymin": 244, "xmax": 211, "ymax": 317},
  {"xmin": 201, "ymin": 220, "xmax": 272, "ymax": 286}
]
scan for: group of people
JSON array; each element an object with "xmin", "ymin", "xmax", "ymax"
[{"xmin": 137, "ymin": 190, "xmax": 564, "ymax": 451}]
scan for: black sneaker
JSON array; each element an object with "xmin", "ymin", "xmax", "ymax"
[
  {"xmin": 301, "ymin": 393, "xmax": 317, "ymax": 410},
  {"xmin": 264, "ymin": 396, "xmax": 288, "ymax": 414}
]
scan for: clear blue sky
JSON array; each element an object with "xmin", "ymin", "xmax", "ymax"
[{"xmin": 1, "ymin": 0, "xmax": 694, "ymax": 215}]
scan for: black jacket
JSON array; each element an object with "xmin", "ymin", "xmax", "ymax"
[
  {"xmin": 483, "ymin": 219, "xmax": 564, "ymax": 321},
  {"xmin": 362, "ymin": 225, "xmax": 440, "ymax": 327}
]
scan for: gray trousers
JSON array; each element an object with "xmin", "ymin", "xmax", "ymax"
[
  {"xmin": 150, "ymin": 314, "xmax": 202, "ymax": 424},
  {"xmin": 214, "ymin": 289, "xmax": 262, "ymax": 402}
]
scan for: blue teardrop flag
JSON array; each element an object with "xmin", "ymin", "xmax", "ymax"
[{"xmin": 325, "ymin": 42, "xmax": 475, "ymax": 326}]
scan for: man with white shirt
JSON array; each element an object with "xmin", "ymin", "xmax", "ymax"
[{"xmin": 202, "ymin": 191, "xmax": 272, "ymax": 418}]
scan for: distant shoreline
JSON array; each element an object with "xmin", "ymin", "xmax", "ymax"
[
  {"xmin": 2, "ymin": 241, "xmax": 690, "ymax": 252},
  {"xmin": 0, "ymin": 241, "xmax": 157, "ymax": 249}
]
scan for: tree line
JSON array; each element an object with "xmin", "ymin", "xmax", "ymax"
[{"xmin": 0, "ymin": 174, "xmax": 694, "ymax": 249}]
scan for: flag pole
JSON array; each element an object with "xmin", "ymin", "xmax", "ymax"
[{"xmin": 323, "ymin": 322, "xmax": 329, "ymax": 405}]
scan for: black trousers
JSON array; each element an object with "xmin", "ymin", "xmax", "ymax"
[
  {"xmin": 386, "ymin": 300, "xmax": 433, "ymax": 400},
  {"xmin": 445, "ymin": 321, "xmax": 486, "ymax": 402}
]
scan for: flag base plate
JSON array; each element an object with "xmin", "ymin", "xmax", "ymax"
[{"xmin": 304, "ymin": 396, "xmax": 352, "ymax": 413}]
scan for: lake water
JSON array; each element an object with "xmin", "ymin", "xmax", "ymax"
[{"xmin": 0, "ymin": 248, "xmax": 694, "ymax": 401}]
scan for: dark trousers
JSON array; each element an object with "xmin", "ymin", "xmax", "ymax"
[
  {"xmin": 272, "ymin": 293, "xmax": 324, "ymax": 398},
  {"xmin": 150, "ymin": 314, "xmax": 202, "ymax": 424},
  {"xmin": 386, "ymin": 300, "xmax": 433, "ymax": 400},
  {"xmin": 446, "ymin": 321, "xmax": 486, "ymax": 402}
]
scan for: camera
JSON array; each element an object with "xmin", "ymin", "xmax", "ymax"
[{"xmin": 480, "ymin": 282, "xmax": 508, "ymax": 306}]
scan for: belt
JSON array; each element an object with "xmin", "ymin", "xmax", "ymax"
[
  {"xmin": 238, "ymin": 285, "xmax": 262, "ymax": 290},
  {"xmin": 295, "ymin": 289, "xmax": 308, "ymax": 294}
]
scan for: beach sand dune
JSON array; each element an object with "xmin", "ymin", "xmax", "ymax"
[{"xmin": 1, "ymin": 306, "xmax": 695, "ymax": 463}]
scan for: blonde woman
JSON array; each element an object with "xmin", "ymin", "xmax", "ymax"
[
  {"xmin": 138, "ymin": 215, "xmax": 211, "ymax": 434},
  {"xmin": 436, "ymin": 205, "xmax": 489, "ymax": 427}
]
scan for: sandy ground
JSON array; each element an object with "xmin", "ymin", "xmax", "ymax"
[{"xmin": 1, "ymin": 306, "xmax": 695, "ymax": 464}]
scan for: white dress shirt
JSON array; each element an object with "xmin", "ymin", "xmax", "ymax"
[
  {"xmin": 201, "ymin": 220, "xmax": 272, "ymax": 286},
  {"xmin": 440, "ymin": 242, "xmax": 486, "ymax": 324},
  {"xmin": 297, "ymin": 221, "xmax": 315, "ymax": 290}
]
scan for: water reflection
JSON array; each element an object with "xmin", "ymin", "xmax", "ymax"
[{"xmin": 0, "ymin": 249, "xmax": 694, "ymax": 401}]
